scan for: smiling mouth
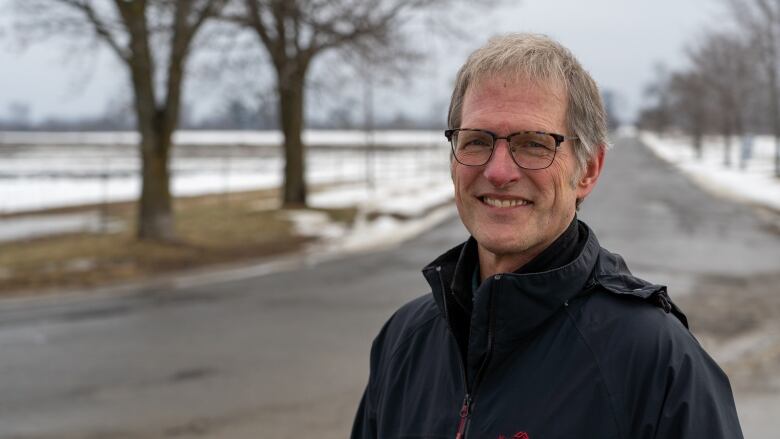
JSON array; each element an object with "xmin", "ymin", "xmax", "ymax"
[{"xmin": 480, "ymin": 196, "xmax": 532, "ymax": 208}]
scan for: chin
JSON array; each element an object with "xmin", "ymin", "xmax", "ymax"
[{"xmin": 473, "ymin": 229, "xmax": 534, "ymax": 257}]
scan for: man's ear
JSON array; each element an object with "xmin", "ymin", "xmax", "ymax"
[{"xmin": 576, "ymin": 146, "xmax": 605, "ymax": 200}]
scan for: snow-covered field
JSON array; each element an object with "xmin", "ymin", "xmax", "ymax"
[
  {"xmin": 0, "ymin": 130, "xmax": 449, "ymax": 213},
  {"xmin": 0, "ymin": 130, "xmax": 455, "ymax": 242},
  {"xmin": 639, "ymin": 131, "xmax": 780, "ymax": 212}
]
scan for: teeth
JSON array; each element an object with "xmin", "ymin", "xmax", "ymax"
[{"xmin": 482, "ymin": 197, "xmax": 530, "ymax": 208}]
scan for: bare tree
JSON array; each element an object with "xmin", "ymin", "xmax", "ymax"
[
  {"xmin": 668, "ymin": 71, "xmax": 712, "ymax": 159},
  {"xmin": 726, "ymin": 0, "xmax": 780, "ymax": 176},
  {"xmin": 637, "ymin": 66, "xmax": 714, "ymax": 159},
  {"xmin": 224, "ymin": 0, "xmax": 476, "ymax": 207},
  {"xmin": 637, "ymin": 64, "xmax": 678, "ymax": 136},
  {"xmin": 687, "ymin": 31, "xmax": 757, "ymax": 167},
  {"xmin": 12, "ymin": 0, "xmax": 229, "ymax": 240}
]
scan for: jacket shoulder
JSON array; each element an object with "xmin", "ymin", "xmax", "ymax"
[
  {"xmin": 569, "ymin": 288, "xmax": 741, "ymax": 438},
  {"xmin": 373, "ymin": 293, "xmax": 441, "ymax": 360},
  {"xmin": 572, "ymin": 288, "xmax": 694, "ymax": 355}
]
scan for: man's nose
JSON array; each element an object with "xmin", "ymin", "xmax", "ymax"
[{"xmin": 483, "ymin": 140, "xmax": 521, "ymax": 187}]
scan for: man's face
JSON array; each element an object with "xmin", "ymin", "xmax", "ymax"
[{"xmin": 452, "ymin": 75, "xmax": 602, "ymax": 268}]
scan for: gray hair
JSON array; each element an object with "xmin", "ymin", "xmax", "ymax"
[{"xmin": 447, "ymin": 33, "xmax": 609, "ymax": 173}]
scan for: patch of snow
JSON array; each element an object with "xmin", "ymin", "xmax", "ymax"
[
  {"xmin": 0, "ymin": 212, "xmax": 122, "ymax": 242},
  {"xmin": 324, "ymin": 204, "xmax": 456, "ymax": 255},
  {"xmin": 283, "ymin": 210, "xmax": 347, "ymax": 240},
  {"xmin": 308, "ymin": 186, "xmax": 372, "ymax": 209},
  {"xmin": 286, "ymin": 175, "xmax": 455, "ymax": 252},
  {"xmin": 375, "ymin": 184, "xmax": 454, "ymax": 218},
  {"xmin": 309, "ymin": 179, "xmax": 453, "ymax": 216},
  {"xmin": 639, "ymin": 131, "xmax": 780, "ymax": 212}
]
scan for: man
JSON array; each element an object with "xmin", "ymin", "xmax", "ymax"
[{"xmin": 351, "ymin": 34, "xmax": 743, "ymax": 438}]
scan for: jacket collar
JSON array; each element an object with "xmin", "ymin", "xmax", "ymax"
[
  {"xmin": 424, "ymin": 221, "xmax": 598, "ymax": 335},
  {"xmin": 423, "ymin": 220, "xmax": 601, "ymax": 381}
]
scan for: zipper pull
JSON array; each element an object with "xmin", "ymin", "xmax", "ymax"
[{"xmin": 455, "ymin": 394, "xmax": 471, "ymax": 439}]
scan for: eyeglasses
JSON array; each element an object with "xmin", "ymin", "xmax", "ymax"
[{"xmin": 444, "ymin": 128, "xmax": 578, "ymax": 170}]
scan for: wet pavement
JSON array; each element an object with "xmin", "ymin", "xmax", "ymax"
[{"xmin": 0, "ymin": 135, "xmax": 777, "ymax": 438}]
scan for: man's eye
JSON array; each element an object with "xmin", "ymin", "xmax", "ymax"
[
  {"xmin": 461, "ymin": 137, "xmax": 490, "ymax": 148},
  {"xmin": 514, "ymin": 140, "xmax": 549, "ymax": 150}
]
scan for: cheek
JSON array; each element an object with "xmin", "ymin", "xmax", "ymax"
[
  {"xmin": 542, "ymin": 164, "xmax": 577, "ymax": 204},
  {"xmin": 452, "ymin": 167, "xmax": 467, "ymax": 206},
  {"xmin": 452, "ymin": 165, "xmax": 477, "ymax": 193},
  {"xmin": 550, "ymin": 153, "xmax": 580, "ymax": 189}
]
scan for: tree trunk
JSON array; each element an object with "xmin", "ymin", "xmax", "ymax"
[
  {"xmin": 734, "ymin": 111, "xmax": 747, "ymax": 170},
  {"xmin": 767, "ymin": 50, "xmax": 780, "ymax": 177},
  {"xmin": 278, "ymin": 71, "xmax": 307, "ymax": 207},
  {"xmin": 137, "ymin": 120, "xmax": 175, "ymax": 241},
  {"xmin": 769, "ymin": 77, "xmax": 780, "ymax": 176},
  {"xmin": 693, "ymin": 131, "xmax": 703, "ymax": 160},
  {"xmin": 775, "ymin": 133, "xmax": 780, "ymax": 178},
  {"xmin": 723, "ymin": 131, "xmax": 732, "ymax": 167},
  {"xmin": 723, "ymin": 113, "xmax": 732, "ymax": 167},
  {"xmin": 115, "ymin": 0, "xmax": 176, "ymax": 241}
]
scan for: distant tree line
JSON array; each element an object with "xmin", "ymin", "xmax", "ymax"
[
  {"xmin": 0, "ymin": 96, "xmax": 446, "ymax": 131},
  {"xmin": 637, "ymin": 0, "xmax": 780, "ymax": 177}
]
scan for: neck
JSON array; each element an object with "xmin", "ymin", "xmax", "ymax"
[
  {"xmin": 477, "ymin": 246, "xmax": 542, "ymax": 282},
  {"xmin": 477, "ymin": 216, "xmax": 580, "ymax": 282}
]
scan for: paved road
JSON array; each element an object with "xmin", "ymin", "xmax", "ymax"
[
  {"xmin": 0, "ymin": 135, "xmax": 778, "ymax": 438},
  {"xmin": 584, "ymin": 136, "xmax": 779, "ymax": 288}
]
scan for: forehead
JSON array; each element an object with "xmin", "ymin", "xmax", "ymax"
[{"xmin": 461, "ymin": 74, "xmax": 567, "ymax": 131}]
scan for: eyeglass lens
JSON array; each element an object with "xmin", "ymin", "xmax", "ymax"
[{"xmin": 452, "ymin": 130, "xmax": 557, "ymax": 169}]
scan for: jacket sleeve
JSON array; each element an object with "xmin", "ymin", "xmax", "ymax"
[
  {"xmin": 351, "ymin": 314, "xmax": 395, "ymax": 439},
  {"xmin": 350, "ymin": 295, "xmax": 437, "ymax": 438},
  {"xmin": 618, "ymin": 311, "xmax": 744, "ymax": 439},
  {"xmin": 650, "ymin": 342, "xmax": 743, "ymax": 439},
  {"xmin": 350, "ymin": 384, "xmax": 378, "ymax": 439}
]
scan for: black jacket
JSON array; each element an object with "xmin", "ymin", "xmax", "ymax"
[{"xmin": 351, "ymin": 221, "xmax": 742, "ymax": 439}]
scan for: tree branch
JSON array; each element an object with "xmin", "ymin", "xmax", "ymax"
[
  {"xmin": 243, "ymin": 0, "xmax": 280, "ymax": 65},
  {"xmin": 57, "ymin": 0, "xmax": 131, "ymax": 63}
]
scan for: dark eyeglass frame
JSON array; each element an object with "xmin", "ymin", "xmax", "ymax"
[{"xmin": 444, "ymin": 128, "xmax": 579, "ymax": 170}]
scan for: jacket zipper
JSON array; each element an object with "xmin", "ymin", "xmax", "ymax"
[
  {"xmin": 455, "ymin": 394, "xmax": 472, "ymax": 439},
  {"xmin": 438, "ymin": 269, "xmax": 497, "ymax": 439}
]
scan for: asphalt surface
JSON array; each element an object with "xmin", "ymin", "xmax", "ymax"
[{"xmin": 0, "ymin": 135, "xmax": 778, "ymax": 438}]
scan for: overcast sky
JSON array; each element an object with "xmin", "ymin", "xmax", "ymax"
[{"xmin": 0, "ymin": 0, "xmax": 725, "ymax": 126}]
